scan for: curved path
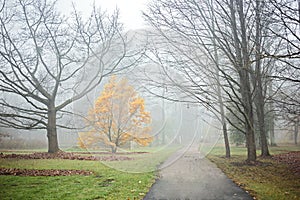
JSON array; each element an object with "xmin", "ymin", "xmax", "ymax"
[{"xmin": 144, "ymin": 146, "xmax": 253, "ymax": 200}]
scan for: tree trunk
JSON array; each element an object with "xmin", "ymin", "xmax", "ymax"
[
  {"xmin": 240, "ymin": 70, "xmax": 257, "ymax": 162},
  {"xmin": 211, "ymin": 4, "xmax": 231, "ymax": 158},
  {"xmin": 269, "ymin": 81, "xmax": 276, "ymax": 146},
  {"xmin": 111, "ymin": 146, "xmax": 117, "ymax": 153},
  {"xmin": 47, "ymin": 102, "xmax": 60, "ymax": 153},
  {"xmin": 222, "ymin": 122, "xmax": 230, "ymax": 158},
  {"xmin": 217, "ymin": 73, "xmax": 230, "ymax": 158},
  {"xmin": 253, "ymin": 74, "xmax": 270, "ymax": 156},
  {"xmin": 295, "ymin": 117, "xmax": 299, "ymax": 145},
  {"xmin": 269, "ymin": 114, "xmax": 276, "ymax": 146},
  {"xmin": 235, "ymin": 0, "xmax": 256, "ymax": 162},
  {"xmin": 253, "ymin": 0, "xmax": 270, "ymax": 157},
  {"xmin": 256, "ymin": 100, "xmax": 270, "ymax": 156}
]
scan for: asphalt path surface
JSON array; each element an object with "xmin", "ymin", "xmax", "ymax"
[{"xmin": 144, "ymin": 147, "xmax": 253, "ymax": 200}]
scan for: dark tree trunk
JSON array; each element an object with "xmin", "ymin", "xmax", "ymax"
[
  {"xmin": 235, "ymin": 0, "xmax": 256, "ymax": 162},
  {"xmin": 240, "ymin": 70, "xmax": 257, "ymax": 162},
  {"xmin": 253, "ymin": 0, "xmax": 270, "ymax": 157},
  {"xmin": 222, "ymin": 122, "xmax": 231, "ymax": 158},
  {"xmin": 254, "ymin": 74, "xmax": 270, "ymax": 156},
  {"xmin": 217, "ymin": 78, "xmax": 230, "ymax": 158},
  {"xmin": 47, "ymin": 102, "xmax": 60, "ymax": 153},
  {"xmin": 256, "ymin": 100, "xmax": 270, "ymax": 156}
]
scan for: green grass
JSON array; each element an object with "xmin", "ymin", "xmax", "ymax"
[
  {"xmin": 0, "ymin": 146, "xmax": 179, "ymax": 200},
  {"xmin": 103, "ymin": 146, "xmax": 179, "ymax": 173},
  {"xmin": 207, "ymin": 145, "xmax": 300, "ymax": 200}
]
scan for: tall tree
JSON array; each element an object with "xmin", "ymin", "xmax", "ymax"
[
  {"xmin": 79, "ymin": 76, "xmax": 153, "ymax": 153},
  {"xmin": 0, "ymin": 0, "xmax": 139, "ymax": 153},
  {"xmin": 252, "ymin": 0, "xmax": 271, "ymax": 156}
]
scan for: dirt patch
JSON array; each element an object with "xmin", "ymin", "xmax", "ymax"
[
  {"xmin": 0, "ymin": 152, "xmax": 133, "ymax": 161},
  {"xmin": 272, "ymin": 151, "xmax": 300, "ymax": 176},
  {"xmin": 0, "ymin": 168, "xmax": 92, "ymax": 176}
]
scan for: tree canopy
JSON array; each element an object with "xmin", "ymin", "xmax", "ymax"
[{"xmin": 78, "ymin": 76, "xmax": 153, "ymax": 153}]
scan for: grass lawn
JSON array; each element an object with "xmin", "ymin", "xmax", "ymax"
[
  {"xmin": 207, "ymin": 145, "xmax": 300, "ymax": 200},
  {"xmin": 0, "ymin": 146, "xmax": 179, "ymax": 200}
]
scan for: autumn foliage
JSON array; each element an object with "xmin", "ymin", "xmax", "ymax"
[{"xmin": 78, "ymin": 76, "xmax": 153, "ymax": 152}]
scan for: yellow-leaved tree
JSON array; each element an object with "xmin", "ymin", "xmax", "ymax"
[{"xmin": 78, "ymin": 76, "xmax": 153, "ymax": 153}]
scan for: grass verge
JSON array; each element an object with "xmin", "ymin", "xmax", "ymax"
[
  {"xmin": 0, "ymin": 146, "xmax": 178, "ymax": 200},
  {"xmin": 207, "ymin": 145, "xmax": 300, "ymax": 200}
]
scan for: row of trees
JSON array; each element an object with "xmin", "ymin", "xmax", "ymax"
[
  {"xmin": 0, "ymin": 0, "xmax": 299, "ymax": 158},
  {"xmin": 142, "ymin": 0, "xmax": 299, "ymax": 161}
]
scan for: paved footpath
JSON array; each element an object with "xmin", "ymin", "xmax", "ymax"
[{"xmin": 144, "ymin": 146, "xmax": 253, "ymax": 200}]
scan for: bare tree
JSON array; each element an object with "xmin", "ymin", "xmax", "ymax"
[
  {"xmin": 275, "ymin": 81, "xmax": 300, "ymax": 144},
  {"xmin": 144, "ymin": 0, "xmax": 264, "ymax": 161},
  {"xmin": 269, "ymin": 0, "xmax": 300, "ymax": 84},
  {"xmin": 267, "ymin": 0, "xmax": 300, "ymax": 144},
  {"xmin": 268, "ymin": 0, "xmax": 300, "ymax": 62},
  {"xmin": 0, "ymin": 0, "xmax": 141, "ymax": 153},
  {"xmin": 142, "ymin": 0, "xmax": 235, "ymax": 158},
  {"xmin": 251, "ymin": 0, "xmax": 272, "ymax": 156}
]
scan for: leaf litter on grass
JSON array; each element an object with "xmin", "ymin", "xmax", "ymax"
[
  {"xmin": 0, "ymin": 168, "xmax": 92, "ymax": 176},
  {"xmin": 0, "ymin": 151, "xmax": 133, "ymax": 177},
  {"xmin": 272, "ymin": 151, "xmax": 300, "ymax": 176},
  {"xmin": 0, "ymin": 151, "xmax": 133, "ymax": 161},
  {"xmin": 208, "ymin": 149, "xmax": 300, "ymax": 200}
]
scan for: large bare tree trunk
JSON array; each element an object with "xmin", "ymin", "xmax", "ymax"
[
  {"xmin": 47, "ymin": 102, "xmax": 60, "ymax": 153},
  {"xmin": 253, "ymin": 0, "xmax": 270, "ymax": 157},
  {"xmin": 256, "ymin": 98, "xmax": 270, "ymax": 156},
  {"xmin": 253, "ymin": 65, "xmax": 270, "ymax": 156},
  {"xmin": 233, "ymin": 0, "xmax": 257, "ymax": 162},
  {"xmin": 240, "ymin": 70, "xmax": 257, "ymax": 162}
]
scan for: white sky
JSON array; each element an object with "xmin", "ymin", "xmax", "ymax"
[{"xmin": 57, "ymin": 0, "xmax": 149, "ymax": 30}]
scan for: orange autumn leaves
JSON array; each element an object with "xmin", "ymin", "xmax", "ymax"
[{"xmin": 78, "ymin": 76, "xmax": 153, "ymax": 152}]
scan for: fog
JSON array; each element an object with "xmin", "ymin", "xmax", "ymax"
[
  {"xmin": 0, "ymin": 25, "xmax": 298, "ymax": 174},
  {"xmin": 0, "ymin": 28, "xmax": 298, "ymax": 152}
]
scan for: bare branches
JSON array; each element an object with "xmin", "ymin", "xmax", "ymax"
[{"xmin": 0, "ymin": 0, "xmax": 140, "ymax": 152}]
